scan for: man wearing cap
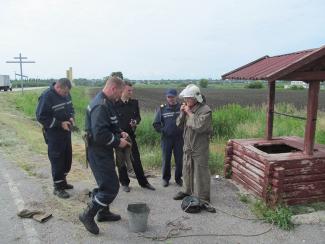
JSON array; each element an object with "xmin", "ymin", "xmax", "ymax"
[
  {"xmin": 153, "ymin": 89, "xmax": 183, "ymax": 187},
  {"xmin": 173, "ymin": 84, "xmax": 212, "ymax": 202}
]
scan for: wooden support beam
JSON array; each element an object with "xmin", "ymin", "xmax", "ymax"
[
  {"xmin": 304, "ymin": 81, "xmax": 320, "ymax": 155},
  {"xmin": 282, "ymin": 71, "xmax": 325, "ymax": 81},
  {"xmin": 265, "ymin": 80, "xmax": 275, "ymax": 140}
]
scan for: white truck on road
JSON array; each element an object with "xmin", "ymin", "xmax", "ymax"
[{"xmin": 0, "ymin": 75, "xmax": 12, "ymax": 91}]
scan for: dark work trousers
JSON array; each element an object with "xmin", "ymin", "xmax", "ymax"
[
  {"xmin": 161, "ymin": 136, "xmax": 183, "ymax": 182},
  {"xmin": 88, "ymin": 145, "xmax": 120, "ymax": 207},
  {"xmin": 47, "ymin": 130, "xmax": 72, "ymax": 189},
  {"xmin": 115, "ymin": 148, "xmax": 131, "ymax": 186},
  {"xmin": 117, "ymin": 164, "xmax": 130, "ymax": 186},
  {"xmin": 118, "ymin": 134, "xmax": 149, "ymax": 187}
]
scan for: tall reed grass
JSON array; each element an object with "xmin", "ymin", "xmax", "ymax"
[{"xmin": 8, "ymin": 86, "xmax": 89, "ymax": 130}]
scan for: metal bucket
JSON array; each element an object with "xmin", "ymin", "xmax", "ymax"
[{"xmin": 127, "ymin": 203, "xmax": 150, "ymax": 232}]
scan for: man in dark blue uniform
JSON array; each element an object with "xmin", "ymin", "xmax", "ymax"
[
  {"xmin": 153, "ymin": 89, "xmax": 183, "ymax": 187},
  {"xmin": 79, "ymin": 76, "xmax": 130, "ymax": 235},
  {"xmin": 114, "ymin": 81, "xmax": 155, "ymax": 192},
  {"xmin": 36, "ymin": 78, "xmax": 74, "ymax": 199}
]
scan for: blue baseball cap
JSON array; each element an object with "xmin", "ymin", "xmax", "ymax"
[{"xmin": 165, "ymin": 89, "xmax": 177, "ymax": 97}]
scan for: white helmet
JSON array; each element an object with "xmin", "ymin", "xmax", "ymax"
[{"xmin": 179, "ymin": 84, "xmax": 203, "ymax": 103}]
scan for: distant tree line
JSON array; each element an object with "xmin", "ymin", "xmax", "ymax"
[
  {"xmin": 12, "ymin": 74, "xmax": 287, "ymax": 89},
  {"xmin": 73, "ymin": 78, "xmax": 105, "ymax": 87},
  {"xmin": 11, "ymin": 79, "xmax": 55, "ymax": 88}
]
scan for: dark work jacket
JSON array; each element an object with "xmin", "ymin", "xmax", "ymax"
[
  {"xmin": 85, "ymin": 91, "xmax": 121, "ymax": 148},
  {"xmin": 153, "ymin": 102, "xmax": 183, "ymax": 138},
  {"xmin": 36, "ymin": 83, "xmax": 74, "ymax": 136},
  {"xmin": 114, "ymin": 99, "xmax": 141, "ymax": 136}
]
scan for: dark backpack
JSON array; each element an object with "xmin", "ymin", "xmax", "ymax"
[
  {"xmin": 181, "ymin": 196, "xmax": 201, "ymax": 213},
  {"xmin": 181, "ymin": 196, "xmax": 216, "ymax": 214}
]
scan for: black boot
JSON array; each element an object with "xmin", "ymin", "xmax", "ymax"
[
  {"xmin": 63, "ymin": 176, "xmax": 74, "ymax": 189},
  {"xmin": 62, "ymin": 182, "xmax": 74, "ymax": 190},
  {"xmin": 79, "ymin": 201, "xmax": 102, "ymax": 234},
  {"xmin": 97, "ymin": 206, "xmax": 121, "ymax": 222},
  {"xmin": 173, "ymin": 191, "xmax": 189, "ymax": 200},
  {"xmin": 53, "ymin": 186, "xmax": 70, "ymax": 199}
]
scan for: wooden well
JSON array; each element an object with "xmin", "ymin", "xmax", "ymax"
[
  {"xmin": 225, "ymin": 137, "xmax": 325, "ymax": 205},
  {"xmin": 222, "ymin": 45, "xmax": 325, "ymax": 205}
]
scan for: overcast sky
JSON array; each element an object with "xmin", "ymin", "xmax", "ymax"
[{"xmin": 0, "ymin": 0, "xmax": 324, "ymax": 80}]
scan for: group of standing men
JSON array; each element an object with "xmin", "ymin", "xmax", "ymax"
[{"xmin": 36, "ymin": 76, "xmax": 213, "ymax": 235}]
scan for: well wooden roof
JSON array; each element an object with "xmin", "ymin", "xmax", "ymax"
[{"xmin": 222, "ymin": 45, "xmax": 325, "ymax": 81}]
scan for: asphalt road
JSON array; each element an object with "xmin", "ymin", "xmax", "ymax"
[
  {"xmin": 12, "ymin": 87, "xmax": 48, "ymax": 92},
  {"xmin": 0, "ymin": 152, "xmax": 325, "ymax": 244},
  {"xmin": 0, "ymin": 86, "xmax": 47, "ymax": 93},
  {"xmin": 0, "ymin": 153, "xmax": 76, "ymax": 244}
]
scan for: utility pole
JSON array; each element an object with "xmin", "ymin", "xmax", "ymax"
[
  {"xmin": 15, "ymin": 73, "xmax": 28, "ymax": 79},
  {"xmin": 6, "ymin": 53, "xmax": 35, "ymax": 93}
]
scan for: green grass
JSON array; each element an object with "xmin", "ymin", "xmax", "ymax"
[
  {"xmin": 13, "ymin": 90, "xmax": 41, "ymax": 117},
  {"xmin": 8, "ymin": 86, "xmax": 90, "ymax": 131},
  {"xmin": 69, "ymin": 86, "xmax": 91, "ymax": 131},
  {"xmin": 208, "ymin": 150, "xmax": 224, "ymax": 174},
  {"xmin": 251, "ymin": 200, "xmax": 294, "ymax": 230},
  {"xmin": 309, "ymin": 202, "xmax": 325, "ymax": 211},
  {"xmin": 238, "ymin": 193, "xmax": 249, "ymax": 203},
  {"xmin": 136, "ymin": 112, "xmax": 161, "ymax": 146},
  {"xmin": 140, "ymin": 144, "xmax": 162, "ymax": 169},
  {"xmin": 6, "ymin": 87, "xmax": 325, "ymax": 176},
  {"xmin": 212, "ymin": 104, "xmax": 258, "ymax": 139},
  {"xmin": 237, "ymin": 193, "xmax": 295, "ymax": 230},
  {"xmin": 0, "ymin": 136, "xmax": 18, "ymax": 147},
  {"xmin": 18, "ymin": 162, "xmax": 37, "ymax": 177},
  {"xmin": 290, "ymin": 202, "xmax": 325, "ymax": 215}
]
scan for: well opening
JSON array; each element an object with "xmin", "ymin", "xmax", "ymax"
[{"xmin": 254, "ymin": 143, "xmax": 301, "ymax": 154}]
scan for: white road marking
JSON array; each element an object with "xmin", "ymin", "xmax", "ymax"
[{"xmin": 1, "ymin": 169, "xmax": 41, "ymax": 244}]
